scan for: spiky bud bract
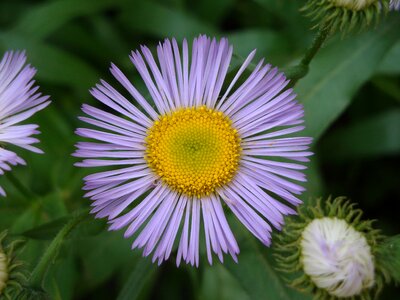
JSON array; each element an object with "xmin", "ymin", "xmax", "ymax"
[
  {"xmin": 302, "ymin": 0, "xmax": 390, "ymax": 34},
  {"xmin": 274, "ymin": 197, "xmax": 389, "ymax": 300},
  {"xmin": 0, "ymin": 231, "xmax": 26, "ymax": 299}
]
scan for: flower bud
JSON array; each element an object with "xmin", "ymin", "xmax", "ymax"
[
  {"xmin": 0, "ymin": 231, "xmax": 26, "ymax": 298},
  {"xmin": 274, "ymin": 197, "xmax": 388, "ymax": 299},
  {"xmin": 301, "ymin": 217, "xmax": 374, "ymax": 297},
  {"xmin": 302, "ymin": 0, "xmax": 389, "ymax": 34},
  {"xmin": 0, "ymin": 250, "xmax": 8, "ymax": 295}
]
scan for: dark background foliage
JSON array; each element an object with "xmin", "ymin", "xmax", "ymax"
[{"xmin": 0, "ymin": 0, "xmax": 399, "ymax": 299}]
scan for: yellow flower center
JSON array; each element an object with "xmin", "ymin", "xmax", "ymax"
[{"xmin": 145, "ymin": 106, "xmax": 241, "ymax": 198}]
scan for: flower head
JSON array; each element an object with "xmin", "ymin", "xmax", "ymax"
[
  {"xmin": 74, "ymin": 35, "xmax": 312, "ymax": 266},
  {"xmin": 376, "ymin": 235, "xmax": 400, "ymax": 284},
  {"xmin": 274, "ymin": 197, "xmax": 387, "ymax": 299},
  {"xmin": 302, "ymin": 0, "xmax": 387, "ymax": 34},
  {"xmin": 0, "ymin": 231, "xmax": 25, "ymax": 298},
  {"xmin": 390, "ymin": 0, "xmax": 400, "ymax": 10},
  {"xmin": 302, "ymin": 217, "xmax": 374, "ymax": 297},
  {"xmin": 0, "ymin": 51, "xmax": 50, "ymax": 196}
]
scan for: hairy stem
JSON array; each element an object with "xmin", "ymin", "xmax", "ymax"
[
  {"xmin": 287, "ymin": 24, "xmax": 331, "ymax": 85},
  {"xmin": 29, "ymin": 210, "xmax": 89, "ymax": 288}
]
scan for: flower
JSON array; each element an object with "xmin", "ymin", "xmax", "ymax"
[
  {"xmin": 74, "ymin": 35, "xmax": 312, "ymax": 266},
  {"xmin": 0, "ymin": 248, "xmax": 7, "ymax": 294},
  {"xmin": 0, "ymin": 51, "xmax": 50, "ymax": 196},
  {"xmin": 274, "ymin": 197, "xmax": 388, "ymax": 299},
  {"xmin": 390, "ymin": 0, "xmax": 400, "ymax": 10},
  {"xmin": 301, "ymin": 217, "xmax": 374, "ymax": 298},
  {"xmin": 0, "ymin": 231, "xmax": 25, "ymax": 298},
  {"xmin": 302, "ymin": 0, "xmax": 387, "ymax": 34}
]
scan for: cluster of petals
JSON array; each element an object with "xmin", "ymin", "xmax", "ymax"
[
  {"xmin": 301, "ymin": 217, "xmax": 375, "ymax": 298},
  {"xmin": 390, "ymin": 0, "xmax": 400, "ymax": 10},
  {"xmin": 0, "ymin": 51, "xmax": 50, "ymax": 196},
  {"xmin": 73, "ymin": 35, "xmax": 312, "ymax": 266}
]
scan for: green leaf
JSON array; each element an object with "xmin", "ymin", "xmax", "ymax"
[
  {"xmin": 253, "ymin": 0, "xmax": 313, "ymax": 49},
  {"xmin": 9, "ymin": 192, "xmax": 67, "ymax": 234},
  {"xmin": 302, "ymin": 156, "xmax": 324, "ymax": 202},
  {"xmin": 371, "ymin": 76, "xmax": 400, "ymax": 103},
  {"xmin": 20, "ymin": 217, "xmax": 70, "ymax": 240},
  {"xmin": 118, "ymin": 1, "xmax": 218, "ymax": 41},
  {"xmin": 296, "ymin": 16, "xmax": 400, "ymax": 141},
  {"xmin": 223, "ymin": 217, "xmax": 311, "ymax": 300},
  {"xmin": 45, "ymin": 254, "xmax": 79, "ymax": 300},
  {"xmin": 9, "ymin": 201, "xmax": 42, "ymax": 233},
  {"xmin": 227, "ymin": 29, "xmax": 291, "ymax": 66},
  {"xmin": 116, "ymin": 258, "xmax": 157, "ymax": 300},
  {"xmin": 77, "ymin": 231, "xmax": 138, "ymax": 290},
  {"xmin": 200, "ymin": 265, "xmax": 250, "ymax": 300},
  {"xmin": 376, "ymin": 235, "xmax": 400, "ymax": 283},
  {"xmin": 377, "ymin": 41, "xmax": 400, "ymax": 75},
  {"xmin": 11, "ymin": 0, "xmax": 128, "ymax": 40},
  {"xmin": 191, "ymin": 0, "xmax": 235, "ymax": 25},
  {"xmin": 89, "ymin": 16, "xmax": 130, "ymax": 59},
  {"xmin": 0, "ymin": 32, "xmax": 98, "ymax": 93},
  {"xmin": 19, "ymin": 212, "xmax": 104, "ymax": 240},
  {"xmin": 320, "ymin": 110, "xmax": 400, "ymax": 161}
]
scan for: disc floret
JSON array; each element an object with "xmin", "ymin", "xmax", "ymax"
[{"xmin": 145, "ymin": 106, "xmax": 241, "ymax": 198}]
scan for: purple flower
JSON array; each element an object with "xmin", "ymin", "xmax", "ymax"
[
  {"xmin": 74, "ymin": 35, "xmax": 312, "ymax": 266},
  {"xmin": 0, "ymin": 51, "xmax": 50, "ymax": 196},
  {"xmin": 390, "ymin": 0, "xmax": 400, "ymax": 10}
]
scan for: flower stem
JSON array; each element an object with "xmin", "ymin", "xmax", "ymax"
[
  {"xmin": 301, "ymin": 25, "xmax": 331, "ymax": 66},
  {"xmin": 29, "ymin": 209, "xmax": 89, "ymax": 289},
  {"xmin": 286, "ymin": 24, "xmax": 331, "ymax": 85}
]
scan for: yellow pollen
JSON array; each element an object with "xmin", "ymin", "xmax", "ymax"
[{"xmin": 145, "ymin": 106, "xmax": 241, "ymax": 198}]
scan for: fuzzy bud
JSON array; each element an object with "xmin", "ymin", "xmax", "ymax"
[
  {"xmin": 274, "ymin": 197, "xmax": 389, "ymax": 300},
  {"xmin": 302, "ymin": 0, "xmax": 388, "ymax": 34},
  {"xmin": 301, "ymin": 217, "xmax": 375, "ymax": 297},
  {"xmin": 0, "ymin": 250, "xmax": 9, "ymax": 295},
  {"xmin": 0, "ymin": 231, "xmax": 27, "ymax": 298}
]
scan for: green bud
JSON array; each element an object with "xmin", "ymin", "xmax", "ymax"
[
  {"xmin": 0, "ymin": 231, "xmax": 26, "ymax": 299},
  {"xmin": 274, "ymin": 197, "xmax": 389, "ymax": 300},
  {"xmin": 302, "ymin": 0, "xmax": 390, "ymax": 34},
  {"xmin": 0, "ymin": 231, "xmax": 49, "ymax": 300}
]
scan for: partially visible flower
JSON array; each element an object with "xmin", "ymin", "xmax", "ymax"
[
  {"xmin": 302, "ymin": 0, "xmax": 388, "ymax": 34},
  {"xmin": 74, "ymin": 35, "xmax": 312, "ymax": 266},
  {"xmin": 0, "ymin": 231, "xmax": 25, "ymax": 298},
  {"xmin": 0, "ymin": 231, "xmax": 47, "ymax": 299},
  {"xmin": 390, "ymin": 0, "xmax": 400, "ymax": 10},
  {"xmin": 274, "ymin": 197, "xmax": 388, "ymax": 299},
  {"xmin": 301, "ymin": 217, "xmax": 374, "ymax": 298},
  {"xmin": 0, "ymin": 51, "xmax": 50, "ymax": 196}
]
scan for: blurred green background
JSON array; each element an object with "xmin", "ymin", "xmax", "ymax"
[{"xmin": 0, "ymin": 0, "xmax": 399, "ymax": 299}]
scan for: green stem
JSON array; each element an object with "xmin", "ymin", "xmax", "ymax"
[
  {"xmin": 287, "ymin": 24, "xmax": 332, "ymax": 85},
  {"xmin": 5, "ymin": 172, "xmax": 36, "ymax": 201},
  {"xmin": 29, "ymin": 209, "xmax": 89, "ymax": 288},
  {"xmin": 300, "ymin": 25, "xmax": 331, "ymax": 67}
]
